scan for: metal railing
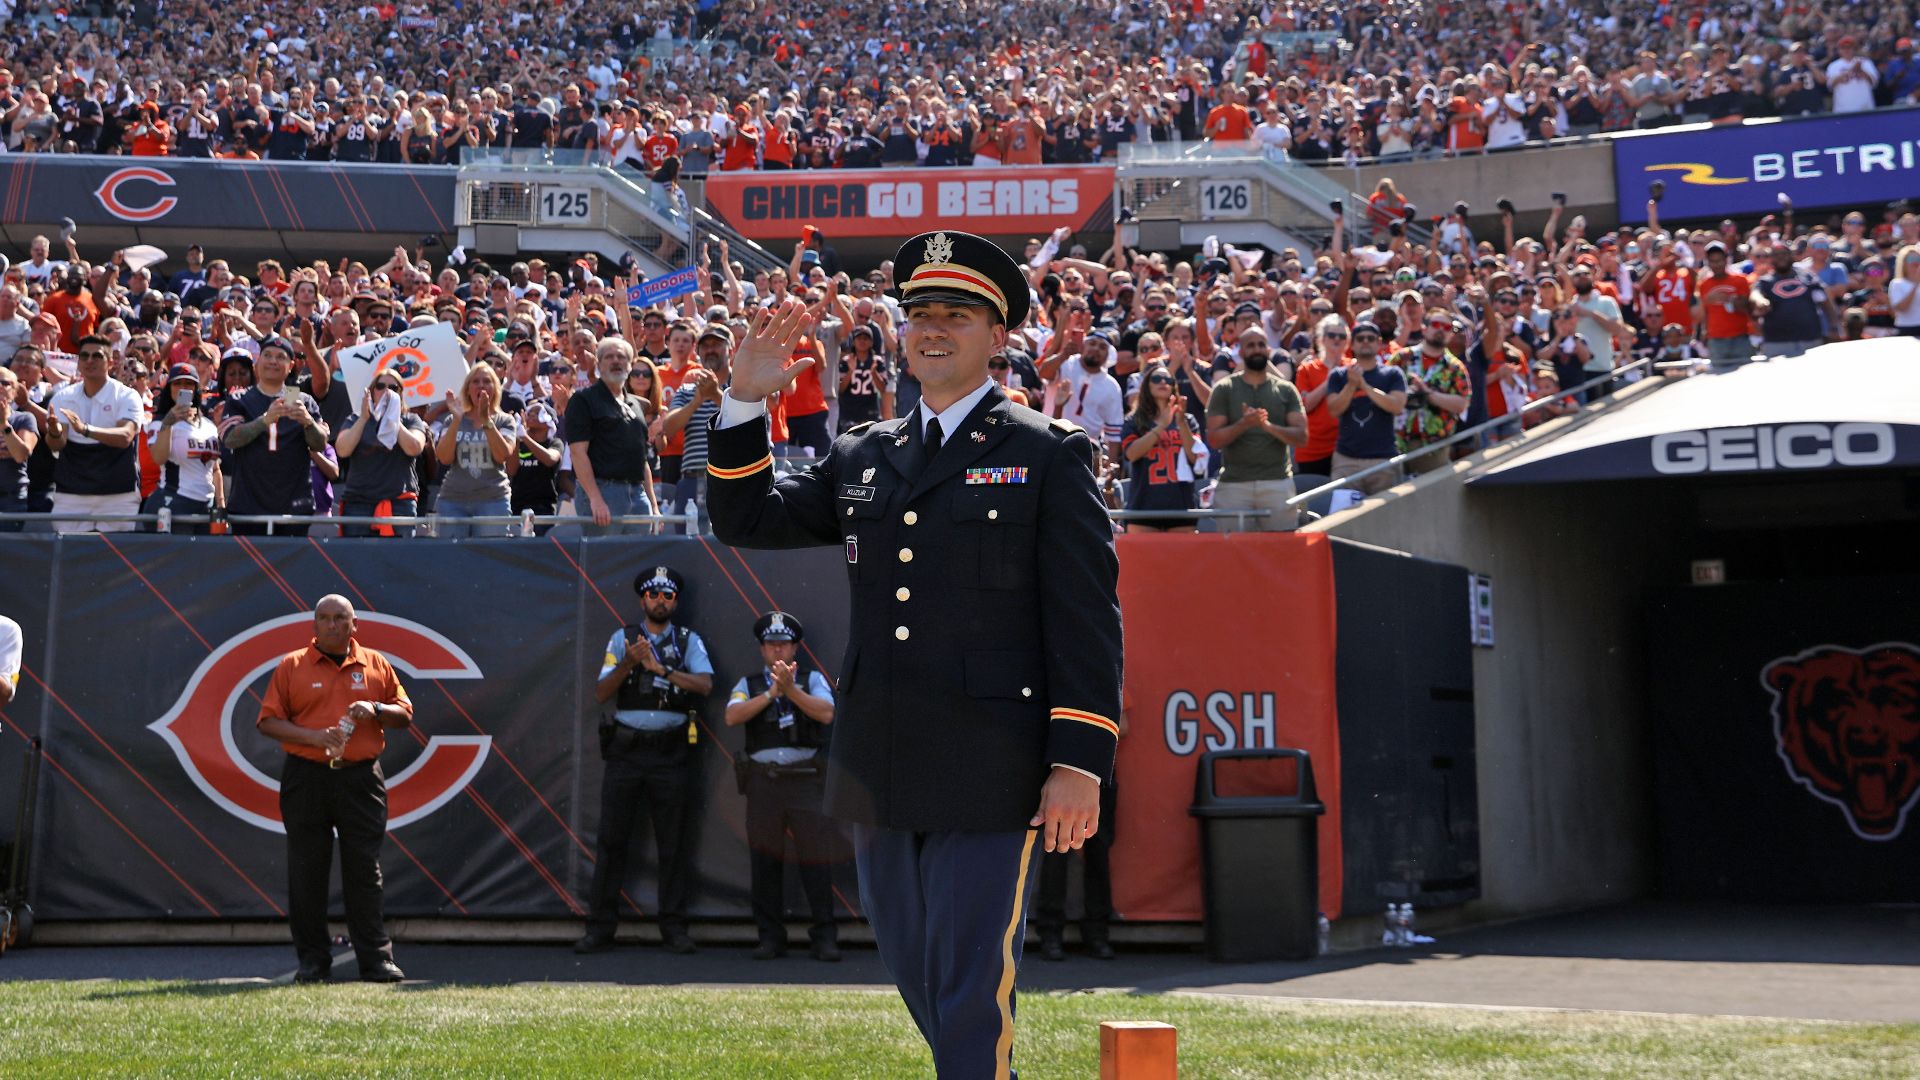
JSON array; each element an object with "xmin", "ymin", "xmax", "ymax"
[
  {"xmin": 1308, "ymin": 100, "xmax": 1920, "ymax": 170},
  {"xmin": 1109, "ymin": 508, "xmax": 1271, "ymax": 527},
  {"xmin": 0, "ymin": 506, "xmax": 1273, "ymax": 533},
  {"xmin": 1284, "ymin": 358, "xmax": 1661, "ymax": 511},
  {"xmin": 1120, "ymin": 139, "xmax": 1428, "ymax": 248},
  {"xmin": 0, "ymin": 510, "xmax": 697, "ymax": 535}
]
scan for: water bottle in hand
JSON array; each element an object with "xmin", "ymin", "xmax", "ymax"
[{"xmin": 328, "ymin": 717, "xmax": 356, "ymax": 770}]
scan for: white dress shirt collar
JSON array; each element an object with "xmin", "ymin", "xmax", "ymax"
[{"xmin": 916, "ymin": 377, "xmax": 995, "ymax": 442}]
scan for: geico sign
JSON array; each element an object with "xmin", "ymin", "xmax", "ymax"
[
  {"xmin": 1163, "ymin": 690, "xmax": 1280, "ymax": 756},
  {"xmin": 739, "ymin": 178, "xmax": 1081, "ymax": 221},
  {"xmin": 1651, "ymin": 422, "xmax": 1896, "ymax": 475}
]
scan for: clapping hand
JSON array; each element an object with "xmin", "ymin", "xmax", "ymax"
[
  {"xmin": 693, "ymin": 368, "xmax": 722, "ymax": 403},
  {"xmin": 770, "ymin": 660, "xmax": 797, "ymax": 697},
  {"xmin": 728, "ymin": 299, "xmax": 815, "ymax": 402},
  {"xmin": 625, "ymin": 636, "xmax": 660, "ymax": 672},
  {"xmin": 443, "ymin": 388, "xmax": 467, "ymax": 419}
]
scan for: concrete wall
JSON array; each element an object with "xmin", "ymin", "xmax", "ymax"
[
  {"xmin": 1323, "ymin": 141, "xmax": 1621, "ymax": 240},
  {"xmin": 1306, "ymin": 392, "xmax": 1689, "ymax": 917}
]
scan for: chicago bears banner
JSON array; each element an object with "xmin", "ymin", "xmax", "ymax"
[
  {"xmin": 1647, "ymin": 577, "xmax": 1920, "ymax": 901},
  {"xmin": 0, "ymin": 155, "xmax": 455, "ymax": 233},
  {"xmin": 1613, "ymin": 105, "xmax": 1920, "ymax": 223},
  {"xmin": 701, "ymin": 164, "xmax": 1117, "ymax": 242},
  {"xmin": 0, "ymin": 535, "xmax": 852, "ymax": 921}
]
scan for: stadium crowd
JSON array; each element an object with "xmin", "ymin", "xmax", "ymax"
[
  {"xmin": 3, "ymin": 184, "xmax": 1917, "ymax": 536},
  {"xmin": 0, "ymin": 0, "xmax": 1913, "ymax": 165}
]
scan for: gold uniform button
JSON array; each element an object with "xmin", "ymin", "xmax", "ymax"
[
  {"xmin": 895, "ymin": 587, "xmax": 911, "ymax": 602},
  {"xmin": 903, "ymin": 510, "xmax": 918, "ymax": 525},
  {"xmin": 846, "ymin": 506, "xmax": 855, "ymax": 516},
  {"xmin": 1021, "ymin": 687, "xmax": 1032, "ymax": 698},
  {"xmin": 898, "ymin": 547, "xmax": 913, "ymax": 563},
  {"xmin": 895, "ymin": 626, "xmax": 910, "ymax": 641},
  {"xmin": 988, "ymin": 509, "xmax": 1000, "ymax": 521}
]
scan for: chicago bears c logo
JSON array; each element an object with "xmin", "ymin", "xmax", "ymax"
[
  {"xmin": 92, "ymin": 166, "xmax": 179, "ymax": 222},
  {"xmin": 1761, "ymin": 643, "xmax": 1920, "ymax": 841},
  {"xmin": 149, "ymin": 612, "xmax": 491, "ymax": 833}
]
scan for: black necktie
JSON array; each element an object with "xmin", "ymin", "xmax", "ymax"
[{"xmin": 925, "ymin": 416, "xmax": 944, "ymax": 458}]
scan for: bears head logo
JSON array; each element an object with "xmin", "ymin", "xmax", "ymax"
[{"xmin": 1761, "ymin": 643, "xmax": 1920, "ymax": 841}]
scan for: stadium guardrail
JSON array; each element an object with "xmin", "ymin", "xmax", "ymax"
[
  {"xmin": 0, "ymin": 507, "xmax": 1275, "ymax": 533},
  {"xmin": 1118, "ymin": 140, "xmax": 1428, "ymax": 251},
  {"xmin": 1285, "ymin": 358, "xmax": 1661, "ymax": 513}
]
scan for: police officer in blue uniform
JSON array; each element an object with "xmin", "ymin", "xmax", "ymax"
[
  {"xmin": 724, "ymin": 610, "xmax": 842, "ymax": 961},
  {"xmin": 574, "ymin": 566, "xmax": 714, "ymax": 955},
  {"xmin": 705, "ymin": 230, "xmax": 1123, "ymax": 1078}
]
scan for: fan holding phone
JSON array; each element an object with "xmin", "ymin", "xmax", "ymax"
[{"xmin": 143, "ymin": 363, "xmax": 226, "ymax": 534}]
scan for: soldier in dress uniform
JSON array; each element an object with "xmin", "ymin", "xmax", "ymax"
[
  {"xmin": 574, "ymin": 566, "xmax": 714, "ymax": 956},
  {"xmin": 724, "ymin": 610, "xmax": 842, "ymax": 961},
  {"xmin": 705, "ymin": 230, "xmax": 1123, "ymax": 1079}
]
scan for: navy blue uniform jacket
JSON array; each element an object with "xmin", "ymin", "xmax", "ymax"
[{"xmin": 706, "ymin": 384, "xmax": 1123, "ymax": 832}]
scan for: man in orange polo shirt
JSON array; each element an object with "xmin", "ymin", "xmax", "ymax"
[
  {"xmin": 257, "ymin": 594, "xmax": 415, "ymax": 985},
  {"xmin": 1203, "ymin": 86, "xmax": 1254, "ymax": 141}
]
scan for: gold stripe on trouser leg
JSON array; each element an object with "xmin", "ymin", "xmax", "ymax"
[{"xmin": 993, "ymin": 829, "xmax": 1040, "ymax": 1080}]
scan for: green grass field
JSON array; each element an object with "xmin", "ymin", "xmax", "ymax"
[{"xmin": 1, "ymin": 982, "xmax": 1915, "ymax": 1078}]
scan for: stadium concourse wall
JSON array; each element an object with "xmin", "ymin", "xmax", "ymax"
[
  {"xmin": 1305, "ymin": 384, "xmax": 1688, "ymax": 918},
  {"xmin": 0, "ymin": 532, "xmax": 1476, "ymax": 937}
]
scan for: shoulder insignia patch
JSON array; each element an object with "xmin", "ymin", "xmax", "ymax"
[{"xmin": 1049, "ymin": 417, "xmax": 1084, "ymax": 435}]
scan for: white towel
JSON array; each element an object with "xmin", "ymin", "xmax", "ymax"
[{"xmin": 371, "ymin": 387, "xmax": 401, "ymax": 449}]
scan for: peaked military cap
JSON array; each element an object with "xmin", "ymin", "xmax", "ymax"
[{"xmin": 892, "ymin": 230, "xmax": 1031, "ymax": 330}]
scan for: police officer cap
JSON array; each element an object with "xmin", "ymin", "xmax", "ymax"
[
  {"xmin": 634, "ymin": 565, "xmax": 685, "ymax": 597},
  {"xmin": 753, "ymin": 610, "xmax": 804, "ymax": 643},
  {"xmin": 892, "ymin": 230, "xmax": 1031, "ymax": 330}
]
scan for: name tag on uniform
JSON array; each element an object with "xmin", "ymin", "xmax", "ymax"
[
  {"xmin": 841, "ymin": 484, "xmax": 877, "ymax": 501},
  {"xmin": 965, "ymin": 467, "xmax": 1029, "ymax": 485}
]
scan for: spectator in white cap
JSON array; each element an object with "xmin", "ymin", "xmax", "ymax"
[{"xmin": 510, "ymin": 400, "xmax": 565, "ymax": 535}]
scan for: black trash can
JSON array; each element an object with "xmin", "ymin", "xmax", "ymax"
[{"xmin": 1189, "ymin": 748, "xmax": 1325, "ymax": 962}]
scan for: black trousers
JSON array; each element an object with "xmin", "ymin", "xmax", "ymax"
[
  {"xmin": 744, "ymin": 765, "xmax": 839, "ymax": 943},
  {"xmin": 1035, "ymin": 779, "xmax": 1118, "ymax": 941},
  {"xmin": 586, "ymin": 739, "xmax": 693, "ymax": 935},
  {"xmin": 279, "ymin": 755, "xmax": 394, "ymax": 972}
]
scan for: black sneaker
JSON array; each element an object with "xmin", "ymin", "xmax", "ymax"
[
  {"xmin": 752, "ymin": 939, "xmax": 787, "ymax": 960},
  {"xmin": 360, "ymin": 960, "xmax": 406, "ymax": 983},
  {"xmin": 810, "ymin": 939, "xmax": 842, "ymax": 963},
  {"xmin": 572, "ymin": 932, "xmax": 615, "ymax": 955},
  {"xmin": 292, "ymin": 963, "xmax": 330, "ymax": 985},
  {"xmin": 662, "ymin": 929, "xmax": 698, "ymax": 955}
]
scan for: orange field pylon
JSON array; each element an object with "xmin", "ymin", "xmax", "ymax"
[{"xmin": 1099, "ymin": 1020, "xmax": 1177, "ymax": 1080}]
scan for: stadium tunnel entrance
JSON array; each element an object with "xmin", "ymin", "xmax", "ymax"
[{"xmin": 1312, "ymin": 338, "xmax": 1920, "ymax": 915}]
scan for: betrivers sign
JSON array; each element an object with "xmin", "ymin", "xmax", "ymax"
[{"xmin": 1651, "ymin": 422, "xmax": 1896, "ymax": 475}]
